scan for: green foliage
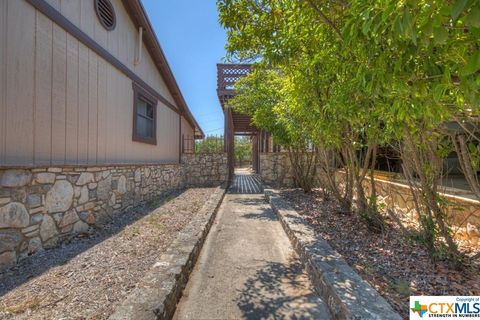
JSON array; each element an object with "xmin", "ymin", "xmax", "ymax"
[
  {"xmin": 217, "ymin": 0, "xmax": 480, "ymax": 263},
  {"xmin": 195, "ymin": 135, "xmax": 224, "ymax": 153},
  {"xmin": 195, "ymin": 135, "xmax": 252, "ymax": 168},
  {"xmin": 234, "ymin": 136, "xmax": 252, "ymax": 166}
]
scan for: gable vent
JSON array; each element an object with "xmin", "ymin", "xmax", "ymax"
[{"xmin": 95, "ymin": 0, "xmax": 116, "ymax": 31}]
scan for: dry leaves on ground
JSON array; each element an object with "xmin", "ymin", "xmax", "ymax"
[{"xmin": 280, "ymin": 189, "xmax": 480, "ymax": 319}]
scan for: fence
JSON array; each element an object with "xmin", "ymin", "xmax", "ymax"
[{"xmin": 182, "ymin": 135, "xmax": 224, "ymax": 154}]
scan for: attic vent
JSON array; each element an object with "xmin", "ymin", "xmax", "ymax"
[{"xmin": 95, "ymin": 0, "xmax": 116, "ymax": 31}]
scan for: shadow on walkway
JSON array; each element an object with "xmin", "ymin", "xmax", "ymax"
[
  {"xmin": 173, "ymin": 191, "xmax": 331, "ymax": 319},
  {"xmin": 230, "ymin": 174, "xmax": 263, "ymax": 194},
  {"xmin": 235, "ymin": 260, "xmax": 329, "ymax": 320}
]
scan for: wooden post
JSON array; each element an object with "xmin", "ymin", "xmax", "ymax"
[
  {"xmin": 224, "ymin": 112, "xmax": 228, "ymax": 153},
  {"xmin": 252, "ymin": 133, "xmax": 259, "ymax": 173},
  {"xmin": 224, "ymin": 108, "xmax": 234, "ymax": 181},
  {"xmin": 265, "ymin": 132, "xmax": 270, "ymax": 153}
]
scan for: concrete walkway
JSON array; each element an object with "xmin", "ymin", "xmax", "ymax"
[
  {"xmin": 229, "ymin": 172, "xmax": 263, "ymax": 194},
  {"xmin": 173, "ymin": 175, "xmax": 330, "ymax": 319}
]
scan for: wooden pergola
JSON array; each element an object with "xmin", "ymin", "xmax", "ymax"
[{"xmin": 217, "ymin": 64, "xmax": 262, "ymax": 179}]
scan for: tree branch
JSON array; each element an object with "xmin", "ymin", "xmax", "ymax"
[{"xmin": 305, "ymin": 0, "xmax": 344, "ymax": 41}]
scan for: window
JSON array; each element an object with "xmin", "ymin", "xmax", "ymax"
[{"xmin": 133, "ymin": 84, "xmax": 157, "ymax": 145}]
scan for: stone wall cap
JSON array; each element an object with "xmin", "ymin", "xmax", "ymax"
[
  {"xmin": 265, "ymin": 188, "xmax": 402, "ymax": 320},
  {"xmin": 109, "ymin": 184, "xmax": 227, "ymax": 320}
]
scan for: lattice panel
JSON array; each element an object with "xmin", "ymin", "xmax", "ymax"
[
  {"xmin": 218, "ymin": 64, "xmax": 251, "ymax": 89},
  {"xmin": 217, "ymin": 64, "xmax": 252, "ymax": 109}
]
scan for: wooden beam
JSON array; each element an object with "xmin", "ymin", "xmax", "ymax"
[{"xmin": 252, "ymin": 133, "xmax": 259, "ymax": 173}]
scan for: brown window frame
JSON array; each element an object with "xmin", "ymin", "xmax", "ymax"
[{"xmin": 132, "ymin": 83, "xmax": 157, "ymax": 145}]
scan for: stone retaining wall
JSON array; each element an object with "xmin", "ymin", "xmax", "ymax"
[
  {"xmin": 0, "ymin": 165, "xmax": 184, "ymax": 267},
  {"xmin": 265, "ymin": 189, "xmax": 401, "ymax": 320},
  {"xmin": 260, "ymin": 153, "xmax": 480, "ymax": 226},
  {"xmin": 259, "ymin": 152, "xmax": 324, "ymax": 187},
  {"xmin": 259, "ymin": 153, "xmax": 295, "ymax": 187},
  {"xmin": 109, "ymin": 185, "xmax": 226, "ymax": 320},
  {"xmin": 0, "ymin": 155, "xmax": 229, "ymax": 268},
  {"xmin": 182, "ymin": 153, "xmax": 228, "ymax": 187},
  {"xmin": 334, "ymin": 171, "xmax": 480, "ymax": 227}
]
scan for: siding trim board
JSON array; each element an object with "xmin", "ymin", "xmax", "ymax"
[
  {"xmin": 0, "ymin": 162, "xmax": 182, "ymax": 170},
  {"xmin": 25, "ymin": 0, "xmax": 180, "ymax": 116}
]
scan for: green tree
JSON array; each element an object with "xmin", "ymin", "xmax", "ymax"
[
  {"xmin": 217, "ymin": 0, "xmax": 480, "ymax": 264},
  {"xmin": 195, "ymin": 135, "xmax": 224, "ymax": 153},
  {"xmin": 230, "ymin": 67, "xmax": 320, "ymax": 192},
  {"xmin": 234, "ymin": 136, "xmax": 252, "ymax": 167}
]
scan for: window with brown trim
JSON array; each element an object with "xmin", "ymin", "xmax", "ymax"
[{"xmin": 133, "ymin": 83, "xmax": 157, "ymax": 145}]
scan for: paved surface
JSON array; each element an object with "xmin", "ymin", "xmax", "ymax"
[
  {"xmin": 173, "ymin": 175, "xmax": 330, "ymax": 320},
  {"xmin": 229, "ymin": 173, "xmax": 263, "ymax": 194}
]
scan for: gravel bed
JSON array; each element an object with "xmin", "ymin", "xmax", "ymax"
[
  {"xmin": 280, "ymin": 188, "xmax": 480, "ymax": 319},
  {"xmin": 0, "ymin": 187, "xmax": 215, "ymax": 319}
]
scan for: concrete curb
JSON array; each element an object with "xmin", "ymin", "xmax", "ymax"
[
  {"xmin": 264, "ymin": 189, "xmax": 402, "ymax": 320},
  {"xmin": 109, "ymin": 184, "xmax": 227, "ymax": 320}
]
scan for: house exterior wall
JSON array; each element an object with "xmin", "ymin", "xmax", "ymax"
[
  {"xmin": 0, "ymin": 164, "xmax": 185, "ymax": 267},
  {"xmin": 181, "ymin": 116, "xmax": 194, "ymax": 140},
  {"xmin": 181, "ymin": 116, "xmax": 195, "ymax": 153},
  {"xmin": 43, "ymin": 0, "xmax": 176, "ymax": 106},
  {"xmin": 0, "ymin": 0, "xmax": 192, "ymax": 167},
  {"xmin": 0, "ymin": 0, "xmax": 207, "ymax": 268}
]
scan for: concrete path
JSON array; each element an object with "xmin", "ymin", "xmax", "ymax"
[
  {"xmin": 173, "ymin": 175, "xmax": 330, "ymax": 319},
  {"xmin": 229, "ymin": 172, "xmax": 263, "ymax": 194}
]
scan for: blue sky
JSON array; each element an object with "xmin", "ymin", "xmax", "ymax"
[{"xmin": 142, "ymin": 0, "xmax": 226, "ymax": 136}]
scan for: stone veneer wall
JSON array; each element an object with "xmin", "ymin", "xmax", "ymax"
[
  {"xmin": 259, "ymin": 152, "xmax": 323, "ymax": 187},
  {"xmin": 259, "ymin": 153, "xmax": 295, "ymax": 187},
  {"xmin": 260, "ymin": 153, "xmax": 479, "ymax": 227},
  {"xmin": 334, "ymin": 171, "xmax": 480, "ymax": 227},
  {"xmin": 0, "ymin": 164, "xmax": 184, "ymax": 267},
  {"xmin": 182, "ymin": 153, "xmax": 228, "ymax": 187}
]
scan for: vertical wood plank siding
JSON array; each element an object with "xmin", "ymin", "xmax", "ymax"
[
  {"xmin": 87, "ymin": 51, "xmax": 98, "ymax": 164},
  {"xmin": 65, "ymin": 33, "xmax": 79, "ymax": 164},
  {"xmin": 77, "ymin": 43, "xmax": 90, "ymax": 165},
  {"xmin": 34, "ymin": 12, "xmax": 53, "ymax": 165},
  {"xmin": 0, "ymin": 0, "xmax": 7, "ymax": 164},
  {"xmin": 5, "ymin": 1, "xmax": 35, "ymax": 165},
  {"xmin": 51, "ymin": 24, "xmax": 67, "ymax": 164},
  {"xmin": 97, "ymin": 60, "xmax": 108, "ymax": 164},
  {"xmin": 0, "ymin": 0, "xmax": 189, "ymax": 166}
]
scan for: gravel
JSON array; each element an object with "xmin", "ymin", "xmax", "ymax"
[{"xmin": 0, "ymin": 187, "xmax": 215, "ymax": 320}]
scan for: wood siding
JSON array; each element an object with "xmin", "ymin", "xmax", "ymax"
[
  {"xmin": 46, "ymin": 0, "xmax": 176, "ymax": 106},
  {"xmin": 181, "ymin": 116, "xmax": 194, "ymax": 140},
  {"xmin": 0, "ymin": 0, "xmax": 189, "ymax": 166}
]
